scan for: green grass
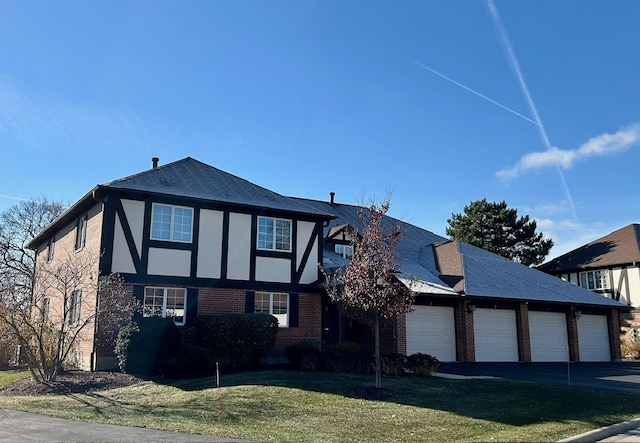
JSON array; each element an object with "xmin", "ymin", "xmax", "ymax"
[
  {"xmin": 0, "ymin": 369, "xmax": 30, "ymax": 388},
  {"xmin": 2, "ymin": 370, "xmax": 640, "ymax": 442}
]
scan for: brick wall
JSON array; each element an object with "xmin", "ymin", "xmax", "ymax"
[
  {"xmin": 516, "ymin": 303, "xmax": 531, "ymax": 362},
  {"xmin": 32, "ymin": 202, "xmax": 104, "ymax": 371},
  {"xmin": 197, "ymin": 287, "xmax": 322, "ymax": 351}
]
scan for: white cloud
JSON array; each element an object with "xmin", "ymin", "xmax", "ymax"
[{"xmin": 497, "ymin": 123, "xmax": 640, "ymax": 180}]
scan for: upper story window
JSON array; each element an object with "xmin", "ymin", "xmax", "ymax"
[
  {"xmin": 42, "ymin": 297, "xmax": 50, "ymax": 321},
  {"xmin": 143, "ymin": 287, "xmax": 186, "ymax": 326},
  {"xmin": 47, "ymin": 237, "xmax": 55, "ymax": 261},
  {"xmin": 579, "ymin": 269, "xmax": 610, "ymax": 291},
  {"xmin": 74, "ymin": 215, "xmax": 87, "ymax": 251},
  {"xmin": 151, "ymin": 204, "xmax": 193, "ymax": 243},
  {"xmin": 69, "ymin": 290, "xmax": 82, "ymax": 325},
  {"xmin": 335, "ymin": 244, "xmax": 354, "ymax": 260},
  {"xmin": 257, "ymin": 216, "xmax": 291, "ymax": 252},
  {"xmin": 255, "ymin": 292, "xmax": 289, "ymax": 327}
]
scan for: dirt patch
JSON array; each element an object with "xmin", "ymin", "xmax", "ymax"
[{"xmin": 0, "ymin": 370, "xmax": 145, "ymax": 396}]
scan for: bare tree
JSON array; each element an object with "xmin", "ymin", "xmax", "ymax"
[
  {"xmin": 0, "ymin": 198, "xmax": 65, "ymax": 303},
  {"xmin": 322, "ymin": 199, "xmax": 415, "ymax": 388},
  {"xmin": 1, "ymin": 250, "xmax": 136, "ymax": 382},
  {"xmin": 0, "ymin": 198, "xmax": 65, "ymax": 371}
]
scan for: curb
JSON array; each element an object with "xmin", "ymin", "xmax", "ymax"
[{"xmin": 557, "ymin": 417, "xmax": 640, "ymax": 442}]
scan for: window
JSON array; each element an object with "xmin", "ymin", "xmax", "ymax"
[
  {"xmin": 42, "ymin": 298, "xmax": 50, "ymax": 321},
  {"xmin": 257, "ymin": 216, "xmax": 291, "ymax": 251},
  {"xmin": 47, "ymin": 237, "xmax": 55, "ymax": 261},
  {"xmin": 255, "ymin": 292, "xmax": 289, "ymax": 327},
  {"xmin": 69, "ymin": 290, "xmax": 81, "ymax": 325},
  {"xmin": 151, "ymin": 204, "xmax": 193, "ymax": 242},
  {"xmin": 143, "ymin": 287, "xmax": 187, "ymax": 326},
  {"xmin": 579, "ymin": 270, "xmax": 610, "ymax": 291},
  {"xmin": 335, "ymin": 244, "xmax": 354, "ymax": 260},
  {"xmin": 74, "ymin": 215, "xmax": 87, "ymax": 251}
]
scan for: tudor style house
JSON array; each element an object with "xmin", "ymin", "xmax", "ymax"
[
  {"xmin": 28, "ymin": 157, "xmax": 629, "ymax": 370},
  {"xmin": 538, "ymin": 224, "xmax": 640, "ymax": 308}
]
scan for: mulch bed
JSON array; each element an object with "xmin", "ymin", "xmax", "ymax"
[{"xmin": 0, "ymin": 370, "xmax": 145, "ymax": 396}]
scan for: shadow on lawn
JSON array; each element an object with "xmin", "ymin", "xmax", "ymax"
[{"xmin": 157, "ymin": 369, "xmax": 640, "ymax": 428}]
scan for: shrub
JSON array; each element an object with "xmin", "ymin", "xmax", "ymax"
[
  {"xmin": 169, "ymin": 345, "xmax": 212, "ymax": 378},
  {"xmin": 621, "ymin": 339, "xmax": 640, "ymax": 360},
  {"xmin": 380, "ymin": 354, "xmax": 406, "ymax": 377},
  {"xmin": 115, "ymin": 317, "xmax": 181, "ymax": 375},
  {"xmin": 322, "ymin": 341, "xmax": 372, "ymax": 374},
  {"xmin": 407, "ymin": 353, "xmax": 440, "ymax": 377},
  {"xmin": 196, "ymin": 314, "xmax": 278, "ymax": 371},
  {"xmin": 286, "ymin": 340, "xmax": 321, "ymax": 371}
]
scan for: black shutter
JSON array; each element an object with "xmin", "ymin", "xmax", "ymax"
[
  {"xmin": 186, "ymin": 288, "xmax": 198, "ymax": 325},
  {"xmin": 289, "ymin": 293, "xmax": 299, "ymax": 327},
  {"xmin": 245, "ymin": 291, "xmax": 255, "ymax": 313}
]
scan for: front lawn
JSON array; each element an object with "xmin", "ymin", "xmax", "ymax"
[
  {"xmin": 0, "ymin": 369, "xmax": 30, "ymax": 388},
  {"xmin": 1, "ymin": 370, "xmax": 639, "ymax": 442}
]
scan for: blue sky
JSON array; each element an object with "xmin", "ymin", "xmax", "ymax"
[{"xmin": 1, "ymin": 0, "xmax": 639, "ymax": 261}]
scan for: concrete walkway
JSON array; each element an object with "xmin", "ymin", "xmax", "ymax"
[{"xmin": 0, "ymin": 409, "xmax": 250, "ymax": 443}]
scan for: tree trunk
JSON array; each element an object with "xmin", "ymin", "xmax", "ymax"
[{"xmin": 374, "ymin": 313, "xmax": 381, "ymax": 389}]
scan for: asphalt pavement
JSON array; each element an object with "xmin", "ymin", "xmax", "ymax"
[{"xmin": 0, "ymin": 409, "xmax": 249, "ymax": 443}]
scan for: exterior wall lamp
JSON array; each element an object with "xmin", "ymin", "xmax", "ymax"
[
  {"xmin": 574, "ymin": 310, "xmax": 582, "ymax": 320},
  {"xmin": 467, "ymin": 303, "xmax": 476, "ymax": 314}
]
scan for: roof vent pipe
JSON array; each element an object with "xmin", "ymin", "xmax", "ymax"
[
  {"xmin": 152, "ymin": 157, "xmax": 159, "ymax": 169},
  {"xmin": 330, "ymin": 192, "xmax": 335, "ymax": 205}
]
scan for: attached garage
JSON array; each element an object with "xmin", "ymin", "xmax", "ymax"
[
  {"xmin": 578, "ymin": 314, "xmax": 611, "ymax": 362},
  {"xmin": 529, "ymin": 311, "xmax": 569, "ymax": 362},
  {"xmin": 406, "ymin": 305, "xmax": 457, "ymax": 361},
  {"xmin": 474, "ymin": 308, "xmax": 519, "ymax": 362}
]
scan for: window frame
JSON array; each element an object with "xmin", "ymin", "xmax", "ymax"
[
  {"xmin": 335, "ymin": 244, "xmax": 354, "ymax": 260},
  {"xmin": 150, "ymin": 203, "xmax": 194, "ymax": 243},
  {"xmin": 69, "ymin": 289, "xmax": 82, "ymax": 326},
  {"xmin": 42, "ymin": 297, "xmax": 50, "ymax": 321},
  {"xmin": 254, "ymin": 291, "xmax": 289, "ymax": 327},
  {"xmin": 142, "ymin": 286, "xmax": 187, "ymax": 326},
  {"xmin": 74, "ymin": 215, "xmax": 87, "ymax": 251},
  {"xmin": 257, "ymin": 216, "xmax": 292, "ymax": 252},
  {"xmin": 579, "ymin": 269, "xmax": 610, "ymax": 291},
  {"xmin": 47, "ymin": 237, "xmax": 55, "ymax": 262}
]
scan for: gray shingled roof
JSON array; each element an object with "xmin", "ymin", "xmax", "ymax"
[
  {"xmin": 296, "ymin": 198, "xmax": 455, "ymax": 293},
  {"xmin": 456, "ymin": 242, "xmax": 626, "ymax": 307},
  {"xmin": 539, "ymin": 224, "xmax": 640, "ymax": 272},
  {"xmin": 104, "ymin": 157, "xmax": 333, "ymax": 218},
  {"xmin": 291, "ymin": 198, "xmax": 446, "ymax": 271}
]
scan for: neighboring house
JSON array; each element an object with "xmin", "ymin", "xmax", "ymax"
[
  {"xmin": 538, "ymin": 224, "xmax": 640, "ymax": 307},
  {"xmin": 538, "ymin": 224, "xmax": 640, "ymax": 342},
  {"xmin": 27, "ymin": 157, "xmax": 628, "ymax": 370}
]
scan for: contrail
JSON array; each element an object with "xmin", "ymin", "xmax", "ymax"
[
  {"xmin": 402, "ymin": 54, "xmax": 541, "ymax": 127},
  {"xmin": 0, "ymin": 194, "xmax": 29, "ymax": 202},
  {"xmin": 485, "ymin": 0, "xmax": 579, "ymax": 223}
]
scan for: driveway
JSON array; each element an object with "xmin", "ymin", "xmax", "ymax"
[
  {"xmin": 0, "ymin": 409, "xmax": 250, "ymax": 443},
  {"xmin": 438, "ymin": 362, "xmax": 640, "ymax": 395}
]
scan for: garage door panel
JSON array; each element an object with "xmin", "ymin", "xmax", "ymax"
[
  {"xmin": 578, "ymin": 314, "xmax": 611, "ymax": 362},
  {"xmin": 474, "ymin": 309, "xmax": 518, "ymax": 362},
  {"xmin": 529, "ymin": 311, "xmax": 568, "ymax": 362},
  {"xmin": 406, "ymin": 306, "xmax": 456, "ymax": 362}
]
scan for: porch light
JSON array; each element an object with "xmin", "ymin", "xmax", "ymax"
[
  {"xmin": 467, "ymin": 303, "xmax": 476, "ymax": 314},
  {"xmin": 574, "ymin": 310, "xmax": 582, "ymax": 320}
]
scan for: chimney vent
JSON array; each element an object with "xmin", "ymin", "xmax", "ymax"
[
  {"xmin": 152, "ymin": 157, "xmax": 159, "ymax": 169},
  {"xmin": 329, "ymin": 192, "xmax": 335, "ymax": 205}
]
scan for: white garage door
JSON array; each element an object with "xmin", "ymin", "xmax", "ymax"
[
  {"xmin": 474, "ymin": 309, "xmax": 519, "ymax": 362},
  {"xmin": 529, "ymin": 311, "xmax": 569, "ymax": 362},
  {"xmin": 406, "ymin": 305, "xmax": 456, "ymax": 361},
  {"xmin": 578, "ymin": 314, "xmax": 611, "ymax": 362}
]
